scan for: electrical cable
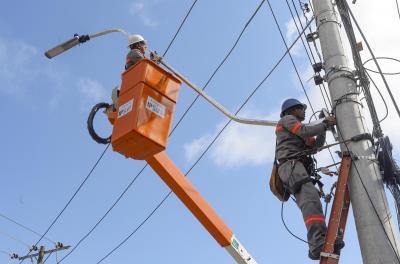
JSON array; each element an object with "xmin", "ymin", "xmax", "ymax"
[
  {"xmin": 267, "ymin": 0, "xmax": 339, "ymax": 170},
  {"xmin": 18, "ymin": 144, "xmax": 110, "ymax": 264},
  {"xmin": 345, "ymin": 2, "xmax": 400, "ymax": 119},
  {"xmin": 162, "ymin": 0, "xmax": 198, "ymax": 57},
  {"xmin": 0, "ymin": 249, "xmax": 10, "ymax": 257},
  {"xmin": 334, "ymin": 124, "xmax": 400, "ymax": 262},
  {"xmin": 365, "ymin": 70, "xmax": 389, "ymax": 123},
  {"xmin": 56, "ymin": 164, "xmax": 148, "ymax": 263},
  {"xmin": 0, "ymin": 213, "xmax": 55, "ymax": 244},
  {"xmin": 396, "ymin": 0, "xmax": 400, "ymax": 22},
  {"xmin": 50, "ymin": 2, "xmax": 269, "ymax": 263},
  {"xmin": 285, "ymin": 0, "xmax": 330, "ymax": 110},
  {"xmin": 295, "ymin": 0, "xmax": 332, "ymax": 107},
  {"xmin": 363, "ymin": 57, "xmax": 400, "ymax": 75},
  {"xmin": 0, "ymin": 230, "xmax": 31, "ymax": 249},
  {"xmin": 30, "ymin": 3, "xmax": 202, "ymax": 262},
  {"xmin": 94, "ymin": 18, "xmax": 315, "ymax": 264}
]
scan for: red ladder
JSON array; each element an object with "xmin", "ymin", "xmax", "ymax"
[{"xmin": 320, "ymin": 155, "xmax": 352, "ymax": 264}]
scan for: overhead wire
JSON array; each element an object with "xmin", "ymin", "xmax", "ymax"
[
  {"xmin": 365, "ymin": 70, "xmax": 389, "ymax": 123},
  {"xmin": 0, "ymin": 230, "xmax": 32, "ymax": 249},
  {"xmin": 285, "ymin": 0, "xmax": 330, "ymax": 110},
  {"xmin": 53, "ymin": 1, "xmax": 270, "ymax": 262},
  {"xmin": 345, "ymin": 2, "xmax": 400, "ymax": 119},
  {"xmin": 162, "ymin": 0, "xmax": 198, "ymax": 57},
  {"xmin": 363, "ymin": 57, "xmax": 400, "ymax": 75},
  {"xmin": 94, "ymin": 18, "xmax": 316, "ymax": 264},
  {"xmin": 305, "ymin": 0, "xmax": 400, "ymax": 259},
  {"xmin": 334, "ymin": 124, "xmax": 400, "ymax": 261},
  {"xmin": 266, "ymin": 0, "xmax": 344, "ymax": 244},
  {"xmin": 25, "ymin": 2, "xmax": 202, "ymax": 262},
  {"xmin": 18, "ymin": 143, "xmax": 110, "ymax": 264},
  {"xmin": 0, "ymin": 213, "xmax": 55, "ymax": 245},
  {"xmin": 266, "ymin": 1, "xmax": 339, "ymax": 164},
  {"xmin": 396, "ymin": 0, "xmax": 400, "ymax": 22},
  {"xmin": 0, "ymin": 249, "xmax": 11, "ymax": 257}
]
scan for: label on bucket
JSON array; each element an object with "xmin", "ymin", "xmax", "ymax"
[
  {"xmin": 146, "ymin": 96, "xmax": 166, "ymax": 118},
  {"xmin": 118, "ymin": 99, "xmax": 133, "ymax": 118}
]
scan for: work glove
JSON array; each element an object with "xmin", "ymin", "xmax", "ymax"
[
  {"xmin": 323, "ymin": 116, "xmax": 336, "ymax": 127},
  {"xmin": 150, "ymin": 51, "xmax": 161, "ymax": 63}
]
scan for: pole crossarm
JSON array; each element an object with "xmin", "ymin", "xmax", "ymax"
[{"xmin": 18, "ymin": 246, "xmax": 70, "ymax": 261}]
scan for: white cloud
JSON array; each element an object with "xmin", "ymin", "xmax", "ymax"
[
  {"xmin": 285, "ymin": 16, "xmax": 307, "ymax": 56},
  {"xmin": 0, "ymin": 36, "xmax": 39, "ymax": 94},
  {"xmin": 77, "ymin": 78, "xmax": 107, "ymax": 102},
  {"xmin": 129, "ymin": 1, "xmax": 158, "ymax": 28},
  {"xmin": 183, "ymin": 111, "xmax": 279, "ymax": 168}
]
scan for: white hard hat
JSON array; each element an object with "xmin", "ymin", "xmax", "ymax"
[{"xmin": 128, "ymin": 34, "xmax": 146, "ymax": 47}]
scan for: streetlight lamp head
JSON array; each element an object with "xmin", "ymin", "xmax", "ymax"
[{"xmin": 44, "ymin": 34, "xmax": 90, "ymax": 59}]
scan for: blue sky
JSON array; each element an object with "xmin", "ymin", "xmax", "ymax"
[{"xmin": 1, "ymin": 1, "xmax": 400, "ymax": 263}]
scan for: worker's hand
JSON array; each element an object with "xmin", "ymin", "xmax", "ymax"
[
  {"xmin": 150, "ymin": 51, "xmax": 161, "ymax": 63},
  {"xmin": 323, "ymin": 116, "xmax": 336, "ymax": 127}
]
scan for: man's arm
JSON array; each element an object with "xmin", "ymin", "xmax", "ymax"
[{"xmin": 281, "ymin": 115, "xmax": 327, "ymax": 138}]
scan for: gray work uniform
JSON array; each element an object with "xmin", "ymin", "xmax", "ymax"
[
  {"xmin": 275, "ymin": 114, "xmax": 328, "ymax": 256},
  {"xmin": 125, "ymin": 49, "xmax": 144, "ymax": 70}
]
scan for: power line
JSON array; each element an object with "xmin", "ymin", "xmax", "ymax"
[
  {"xmin": 0, "ymin": 230, "xmax": 31, "ymax": 249},
  {"xmin": 55, "ymin": 164, "xmax": 148, "ymax": 263},
  {"xmin": 0, "ymin": 249, "xmax": 11, "ymax": 257},
  {"xmin": 266, "ymin": 0, "xmax": 339, "ymax": 168},
  {"xmin": 334, "ymin": 124, "xmax": 400, "ymax": 262},
  {"xmin": 285, "ymin": 0, "xmax": 330, "ymax": 110},
  {"xmin": 162, "ymin": 0, "xmax": 198, "ymax": 57},
  {"xmin": 18, "ymin": 144, "xmax": 110, "ymax": 264},
  {"xmin": 365, "ymin": 70, "xmax": 389, "ymax": 123},
  {"xmin": 94, "ymin": 18, "xmax": 315, "ymax": 264},
  {"xmin": 363, "ymin": 57, "xmax": 400, "ymax": 75},
  {"xmin": 54, "ymin": 2, "xmax": 268, "ymax": 262},
  {"xmin": 0, "ymin": 213, "xmax": 55, "ymax": 245},
  {"xmin": 396, "ymin": 0, "xmax": 400, "ymax": 21},
  {"xmin": 345, "ymin": 2, "xmax": 400, "ymax": 119}
]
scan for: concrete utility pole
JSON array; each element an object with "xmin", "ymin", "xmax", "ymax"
[{"xmin": 311, "ymin": 0, "xmax": 400, "ymax": 263}]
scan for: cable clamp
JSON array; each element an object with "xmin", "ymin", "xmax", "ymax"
[
  {"xmin": 317, "ymin": 18, "xmax": 342, "ymax": 30},
  {"xmin": 320, "ymin": 252, "xmax": 340, "ymax": 259}
]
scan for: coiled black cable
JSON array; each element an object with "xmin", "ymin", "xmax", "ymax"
[{"xmin": 87, "ymin": 102, "xmax": 112, "ymax": 144}]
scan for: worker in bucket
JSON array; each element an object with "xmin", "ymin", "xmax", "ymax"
[
  {"xmin": 274, "ymin": 98, "xmax": 344, "ymax": 260},
  {"xmin": 111, "ymin": 34, "xmax": 159, "ymax": 108},
  {"xmin": 125, "ymin": 34, "xmax": 159, "ymax": 70},
  {"xmin": 125, "ymin": 34, "xmax": 147, "ymax": 70}
]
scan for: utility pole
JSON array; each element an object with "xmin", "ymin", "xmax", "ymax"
[
  {"xmin": 16, "ymin": 244, "xmax": 70, "ymax": 264},
  {"xmin": 310, "ymin": 0, "xmax": 400, "ymax": 263}
]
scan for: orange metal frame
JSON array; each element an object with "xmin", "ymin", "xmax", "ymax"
[{"xmin": 320, "ymin": 156, "xmax": 352, "ymax": 264}]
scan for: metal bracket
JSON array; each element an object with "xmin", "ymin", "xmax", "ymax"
[
  {"xmin": 306, "ymin": 32, "xmax": 319, "ymax": 42},
  {"xmin": 320, "ymin": 252, "xmax": 340, "ymax": 259}
]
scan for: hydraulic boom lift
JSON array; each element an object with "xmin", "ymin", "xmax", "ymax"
[{"xmin": 104, "ymin": 59, "xmax": 258, "ymax": 263}]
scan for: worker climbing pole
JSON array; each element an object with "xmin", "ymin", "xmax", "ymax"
[{"xmin": 310, "ymin": 0, "xmax": 400, "ymax": 262}]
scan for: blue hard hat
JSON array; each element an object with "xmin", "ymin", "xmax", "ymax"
[{"xmin": 280, "ymin": 98, "xmax": 307, "ymax": 117}]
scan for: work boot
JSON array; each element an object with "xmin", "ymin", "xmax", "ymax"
[{"xmin": 308, "ymin": 250, "xmax": 320, "ymax": 260}]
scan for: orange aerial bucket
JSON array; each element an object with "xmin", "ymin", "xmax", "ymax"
[{"xmin": 111, "ymin": 59, "xmax": 181, "ymax": 160}]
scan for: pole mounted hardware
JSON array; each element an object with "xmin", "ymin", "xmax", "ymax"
[
  {"xmin": 313, "ymin": 62, "xmax": 324, "ymax": 73},
  {"xmin": 306, "ymin": 31, "xmax": 319, "ymax": 42}
]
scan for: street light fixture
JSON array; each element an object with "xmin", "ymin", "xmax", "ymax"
[{"xmin": 44, "ymin": 28, "xmax": 130, "ymax": 59}]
